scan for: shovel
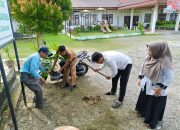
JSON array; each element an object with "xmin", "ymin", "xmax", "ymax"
[{"xmin": 81, "ymin": 61, "xmax": 108, "ymax": 78}]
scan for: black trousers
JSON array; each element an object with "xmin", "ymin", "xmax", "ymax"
[
  {"xmin": 135, "ymin": 85, "xmax": 147, "ymax": 117},
  {"xmin": 144, "ymin": 95, "xmax": 167, "ymax": 129},
  {"xmin": 111, "ymin": 64, "xmax": 132, "ymax": 102}
]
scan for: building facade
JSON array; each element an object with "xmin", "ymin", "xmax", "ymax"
[{"xmin": 66, "ymin": 0, "xmax": 180, "ymax": 33}]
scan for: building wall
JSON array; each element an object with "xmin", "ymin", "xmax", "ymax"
[{"xmin": 68, "ymin": 9, "xmax": 155, "ymax": 29}]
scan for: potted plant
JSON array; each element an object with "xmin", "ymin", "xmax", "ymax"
[{"xmin": 3, "ymin": 47, "xmax": 15, "ymax": 68}]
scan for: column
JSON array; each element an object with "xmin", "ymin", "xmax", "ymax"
[
  {"xmin": 151, "ymin": 4, "xmax": 158, "ymax": 33},
  {"xmin": 175, "ymin": 11, "xmax": 180, "ymax": 32},
  {"xmin": 166, "ymin": 13, "xmax": 170, "ymax": 21},
  {"xmin": 130, "ymin": 8, "xmax": 134, "ymax": 30}
]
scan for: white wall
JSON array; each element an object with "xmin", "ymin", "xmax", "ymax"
[{"xmin": 66, "ymin": 9, "xmax": 152, "ymax": 29}]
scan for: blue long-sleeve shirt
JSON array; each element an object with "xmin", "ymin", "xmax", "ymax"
[{"xmin": 20, "ymin": 53, "xmax": 46, "ymax": 79}]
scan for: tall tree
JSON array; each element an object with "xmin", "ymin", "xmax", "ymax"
[
  {"xmin": 51, "ymin": 0, "xmax": 72, "ymax": 20},
  {"xmin": 9, "ymin": 0, "xmax": 72, "ymax": 48}
]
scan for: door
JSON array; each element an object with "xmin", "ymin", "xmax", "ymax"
[
  {"xmin": 124, "ymin": 16, "xmax": 130, "ymax": 29},
  {"xmin": 133, "ymin": 16, "xmax": 139, "ymax": 26}
]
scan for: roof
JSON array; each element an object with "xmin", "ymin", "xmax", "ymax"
[
  {"xmin": 117, "ymin": 0, "xmax": 167, "ymax": 10},
  {"xmin": 72, "ymin": 0, "xmax": 120, "ymax": 9},
  {"xmin": 72, "ymin": 0, "xmax": 167, "ymax": 10}
]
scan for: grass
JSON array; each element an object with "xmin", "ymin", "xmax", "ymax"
[
  {"xmin": 0, "ymin": 33, "xmax": 131, "ymax": 58},
  {"xmin": 0, "ymin": 32, "xmax": 157, "ymax": 59},
  {"xmin": 73, "ymin": 30, "xmax": 140, "ymax": 37}
]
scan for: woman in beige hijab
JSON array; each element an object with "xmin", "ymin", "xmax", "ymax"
[{"xmin": 135, "ymin": 42, "xmax": 173, "ymax": 129}]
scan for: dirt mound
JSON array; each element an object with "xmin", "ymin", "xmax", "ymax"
[{"xmin": 82, "ymin": 95, "xmax": 101, "ymax": 105}]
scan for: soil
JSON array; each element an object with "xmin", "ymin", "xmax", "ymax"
[{"xmin": 13, "ymin": 34, "xmax": 180, "ymax": 130}]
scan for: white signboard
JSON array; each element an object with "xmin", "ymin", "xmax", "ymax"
[
  {"xmin": 163, "ymin": 5, "xmax": 176, "ymax": 13},
  {"xmin": 0, "ymin": 0, "xmax": 14, "ymax": 48}
]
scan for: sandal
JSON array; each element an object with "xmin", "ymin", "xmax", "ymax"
[
  {"xmin": 146, "ymin": 124, "xmax": 151, "ymax": 129},
  {"xmin": 112, "ymin": 101, "xmax": 123, "ymax": 108},
  {"xmin": 137, "ymin": 112, "xmax": 141, "ymax": 118}
]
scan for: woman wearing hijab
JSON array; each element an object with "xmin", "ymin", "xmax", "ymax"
[{"xmin": 135, "ymin": 42, "xmax": 173, "ymax": 129}]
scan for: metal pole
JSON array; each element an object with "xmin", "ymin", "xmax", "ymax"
[
  {"xmin": 0, "ymin": 54, "xmax": 18, "ymax": 130},
  {"xmin": 20, "ymin": 82, "xmax": 27, "ymax": 106},
  {"xmin": 12, "ymin": 41, "xmax": 20, "ymax": 70}
]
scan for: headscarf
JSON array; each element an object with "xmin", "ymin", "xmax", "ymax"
[{"xmin": 141, "ymin": 41, "xmax": 172, "ymax": 84}]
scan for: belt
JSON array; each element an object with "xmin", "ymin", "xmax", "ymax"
[
  {"xmin": 21, "ymin": 72, "xmax": 30, "ymax": 75},
  {"xmin": 21, "ymin": 72, "xmax": 34, "ymax": 78}
]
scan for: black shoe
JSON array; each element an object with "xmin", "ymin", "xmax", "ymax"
[
  {"xmin": 35, "ymin": 104, "xmax": 44, "ymax": 109},
  {"xmin": 63, "ymin": 83, "xmax": 70, "ymax": 88},
  {"xmin": 105, "ymin": 92, "xmax": 115, "ymax": 95},
  {"xmin": 72, "ymin": 85, "xmax": 76, "ymax": 88},
  {"xmin": 33, "ymin": 98, "xmax": 46, "ymax": 103}
]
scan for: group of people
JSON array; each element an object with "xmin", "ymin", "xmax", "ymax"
[
  {"xmin": 20, "ymin": 45, "xmax": 77, "ymax": 109},
  {"xmin": 20, "ymin": 41, "xmax": 173, "ymax": 129}
]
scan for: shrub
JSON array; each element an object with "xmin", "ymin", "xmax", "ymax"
[
  {"xmin": 74, "ymin": 27, "xmax": 81, "ymax": 34},
  {"xmin": 3, "ymin": 47, "xmax": 13, "ymax": 62},
  {"xmin": 109, "ymin": 25, "xmax": 114, "ymax": 31},
  {"xmin": 156, "ymin": 20, "xmax": 177, "ymax": 30},
  {"xmin": 86, "ymin": 26, "xmax": 94, "ymax": 32},
  {"xmin": 93, "ymin": 24, "xmax": 101, "ymax": 32},
  {"xmin": 157, "ymin": 21, "xmax": 176, "ymax": 26},
  {"xmin": 137, "ymin": 22, "xmax": 144, "ymax": 34},
  {"xmin": 80, "ymin": 25, "xmax": 85, "ymax": 32}
]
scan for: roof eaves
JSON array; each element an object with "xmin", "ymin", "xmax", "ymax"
[{"xmin": 117, "ymin": 0, "xmax": 159, "ymax": 10}]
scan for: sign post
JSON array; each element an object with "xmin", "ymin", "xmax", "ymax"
[
  {"xmin": 0, "ymin": 0, "xmax": 19, "ymax": 129},
  {"xmin": 0, "ymin": 0, "xmax": 14, "ymax": 48}
]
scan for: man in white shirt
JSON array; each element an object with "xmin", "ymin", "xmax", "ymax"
[{"xmin": 91, "ymin": 51, "xmax": 132, "ymax": 108}]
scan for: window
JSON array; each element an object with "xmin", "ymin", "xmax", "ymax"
[
  {"xmin": 170, "ymin": 13, "xmax": 177, "ymax": 21},
  {"xmin": 144, "ymin": 13, "xmax": 151, "ymax": 23},
  {"xmin": 158, "ymin": 13, "xmax": 166, "ymax": 21},
  {"xmin": 92, "ymin": 14, "xmax": 97, "ymax": 24},
  {"xmin": 102, "ymin": 14, "xmax": 113, "ymax": 24},
  {"xmin": 85, "ymin": 14, "xmax": 89, "ymax": 25},
  {"xmin": 72, "ymin": 15, "xmax": 79, "ymax": 26}
]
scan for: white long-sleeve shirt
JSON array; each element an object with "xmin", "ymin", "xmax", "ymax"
[
  {"xmin": 140, "ymin": 68, "xmax": 173, "ymax": 96},
  {"xmin": 99, "ymin": 51, "xmax": 132, "ymax": 78}
]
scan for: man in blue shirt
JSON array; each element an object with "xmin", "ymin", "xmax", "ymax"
[{"xmin": 20, "ymin": 46, "xmax": 51, "ymax": 109}]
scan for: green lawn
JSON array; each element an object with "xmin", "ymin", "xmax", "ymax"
[
  {"xmin": 1, "ymin": 32, "xmax": 158, "ymax": 59},
  {"xmin": 73, "ymin": 30, "xmax": 140, "ymax": 37},
  {"xmin": 1, "ymin": 33, "xmax": 131, "ymax": 58}
]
